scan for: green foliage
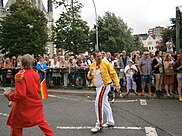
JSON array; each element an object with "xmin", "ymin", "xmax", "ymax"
[
  {"xmin": 53, "ymin": 0, "xmax": 90, "ymax": 55},
  {"xmin": 95, "ymin": 12, "xmax": 142, "ymax": 54},
  {"xmin": 161, "ymin": 28, "xmax": 175, "ymax": 51},
  {"xmin": 0, "ymin": 0, "xmax": 48, "ymax": 57},
  {"xmin": 179, "ymin": 11, "xmax": 182, "ymax": 50},
  {"xmin": 161, "ymin": 10, "xmax": 182, "ymax": 52},
  {"xmin": 133, "ymin": 35, "xmax": 144, "ymax": 51}
]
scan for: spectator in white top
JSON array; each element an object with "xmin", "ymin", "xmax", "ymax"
[
  {"xmin": 124, "ymin": 59, "xmax": 138, "ymax": 96},
  {"xmin": 67, "ymin": 56, "xmax": 77, "ymax": 86},
  {"xmin": 59, "ymin": 56, "xmax": 68, "ymax": 69},
  {"xmin": 58, "ymin": 56, "xmax": 69, "ymax": 87},
  {"xmin": 50, "ymin": 57, "xmax": 59, "ymax": 68},
  {"xmin": 50, "ymin": 57, "xmax": 61, "ymax": 88},
  {"xmin": 106, "ymin": 52, "xmax": 115, "ymax": 64},
  {"xmin": 101, "ymin": 51, "xmax": 108, "ymax": 61}
]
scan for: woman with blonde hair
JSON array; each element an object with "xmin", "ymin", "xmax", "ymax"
[
  {"xmin": 163, "ymin": 53, "xmax": 174, "ymax": 97},
  {"xmin": 175, "ymin": 54, "xmax": 182, "ymax": 101},
  {"xmin": 36, "ymin": 56, "xmax": 48, "ymax": 82},
  {"xmin": 3, "ymin": 58, "xmax": 13, "ymax": 85}
]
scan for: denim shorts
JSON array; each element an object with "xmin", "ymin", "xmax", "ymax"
[{"xmin": 141, "ymin": 75, "xmax": 152, "ymax": 86}]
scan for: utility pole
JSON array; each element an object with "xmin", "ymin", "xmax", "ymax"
[
  {"xmin": 92, "ymin": 0, "xmax": 99, "ymax": 51},
  {"xmin": 176, "ymin": 6, "xmax": 180, "ymax": 54},
  {"xmin": 0, "ymin": 0, "xmax": 3, "ymax": 8}
]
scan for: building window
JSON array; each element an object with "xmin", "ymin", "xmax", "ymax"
[{"xmin": 148, "ymin": 42, "xmax": 153, "ymax": 45}]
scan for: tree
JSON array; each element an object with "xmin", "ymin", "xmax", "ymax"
[
  {"xmin": 0, "ymin": 0, "xmax": 48, "ymax": 57},
  {"xmin": 161, "ymin": 9, "xmax": 182, "ymax": 52},
  {"xmin": 95, "ymin": 12, "xmax": 141, "ymax": 54},
  {"xmin": 161, "ymin": 28, "xmax": 175, "ymax": 51},
  {"xmin": 53, "ymin": 0, "xmax": 90, "ymax": 55}
]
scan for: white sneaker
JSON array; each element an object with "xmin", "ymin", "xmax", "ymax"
[
  {"xmin": 91, "ymin": 127, "xmax": 101, "ymax": 133},
  {"xmin": 102, "ymin": 123, "xmax": 115, "ymax": 128},
  {"xmin": 119, "ymin": 93, "xmax": 123, "ymax": 98},
  {"xmin": 111, "ymin": 98, "xmax": 115, "ymax": 102}
]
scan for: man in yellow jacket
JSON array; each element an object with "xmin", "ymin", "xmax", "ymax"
[{"xmin": 87, "ymin": 51, "xmax": 120, "ymax": 133}]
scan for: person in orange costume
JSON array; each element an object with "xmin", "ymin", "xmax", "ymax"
[{"xmin": 4, "ymin": 54, "xmax": 54, "ymax": 136}]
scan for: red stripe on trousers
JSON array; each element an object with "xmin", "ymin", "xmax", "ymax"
[{"xmin": 98, "ymin": 86, "xmax": 106, "ymax": 128}]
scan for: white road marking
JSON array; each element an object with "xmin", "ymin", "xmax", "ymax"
[
  {"xmin": 85, "ymin": 99, "xmax": 138, "ymax": 103},
  {"xmin": 0, "ymin": 112, "xmax": 9, "ymax": 117},
  {"xmin": 48, "ymin": 95, "xmax": 78, "ymax": 101},
  {"xmin": 57, "ymin": 126, "xmax": 158, "ymax": 136},
  {"xmin": 145, "ymin": 127, "xmax": 158, "ymax": 136},
  {"xmin": 140, "ymin": 99, "xmax": 147, "ymax": 105},
  {"xmin": 49, "ymin": 94, "xmax": 139, "ymax": 104},
  {"xmin": 56, "ymin": 126, "xmax": 142, "ymax": 130}
]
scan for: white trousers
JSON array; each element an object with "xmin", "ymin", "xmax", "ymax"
[{"xmin": 95, "ymin": 85, "xmax": 115, "ymax": 128}]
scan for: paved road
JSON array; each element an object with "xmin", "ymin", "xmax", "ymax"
[{"xmin": 0, "ymin": 92, "xmax": 182, "ymax": 136}]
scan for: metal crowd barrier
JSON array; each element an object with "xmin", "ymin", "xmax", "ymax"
[
  {"xmin": 0, "ymin": 68, "xmax": 91, "ymax": 88},
  {"xmin": 46, "ymin": 68, "xmax": 90, "ymax": 88},
  {"xmin": 0, "ymin": 68, "xmax": 126, "ymax": 89},
  {"xmin": 0, "ymin": 68, "xmax": 19, "ymax": 87}
]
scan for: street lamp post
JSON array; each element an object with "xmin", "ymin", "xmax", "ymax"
[
  {"xmin": 176, "ymin": 6, "xmax": 180, "ymax": 54},
  {"xmin": 92, "ymin": 0, "xmax": 99, "ymax": 51}
]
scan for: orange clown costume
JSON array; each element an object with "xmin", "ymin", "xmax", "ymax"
[{"xmin": 6, "ymin": 68, "xmax": 54, "ymax": 136}]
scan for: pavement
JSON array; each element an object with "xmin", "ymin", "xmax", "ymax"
[
  {"xmin": 0, "ymin": 86, "xmax": 96, "ymax": 96},
  {"xmin": 48, "ymin": 87, "xmax": 96, "ymax": 96},
  {"xmin": 48, "ymin": 88, "xmax": 178, "ymax": 100},
  {"xmin": 0, "ymin": 86, "xmax": 178, "ymax": 100}
]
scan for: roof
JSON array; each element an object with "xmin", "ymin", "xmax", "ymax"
[{"xmin": 134, "ymin": 33, "xmax": 148, "ymax": 40}]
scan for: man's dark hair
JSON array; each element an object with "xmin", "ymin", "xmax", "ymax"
[
  {"xmin": 155, "ymin": 50, "xmax": 160, "ymax": 56},
  {"xmin": 93, "ymin": 50, "xmax": 100, "ymax": 57}
]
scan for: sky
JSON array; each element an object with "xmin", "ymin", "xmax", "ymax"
[{"xmin": 3, "ymin": 0, "xmax": 182, "ymax": 34}]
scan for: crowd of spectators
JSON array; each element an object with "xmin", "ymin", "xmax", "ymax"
[{"xmin": 0, "ymin": 49, "xmax": 182, "ymax": 101}]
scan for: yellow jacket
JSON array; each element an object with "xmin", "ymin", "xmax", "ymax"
[{"xmin": 87, "ymin": 60, "xmax": 120, "ymax": 87}]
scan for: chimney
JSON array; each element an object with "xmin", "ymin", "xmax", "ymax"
[
  {"xmin": 0, "ymin": 0, "xmax": 3, "ymax": 8},
  {"xmin": 48, "ymin": 0, "xmax": 53, "ymax": 12}
]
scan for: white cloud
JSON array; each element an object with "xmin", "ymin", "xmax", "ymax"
[
  {"xmin": 79, "ymin": 0, "xmax": 181, "ymax": 34},
  {"xmin": 3, "ymin": 0, "xmax": 182, "ymax": 34}
]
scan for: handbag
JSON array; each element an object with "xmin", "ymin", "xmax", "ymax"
[
  {"xmin": 132, "ymin": 71, "xmax": 139, "ymax": 82},
  {"xmin": 165, "ymin": 68, "xmax": 174, "ymax": 75}
]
